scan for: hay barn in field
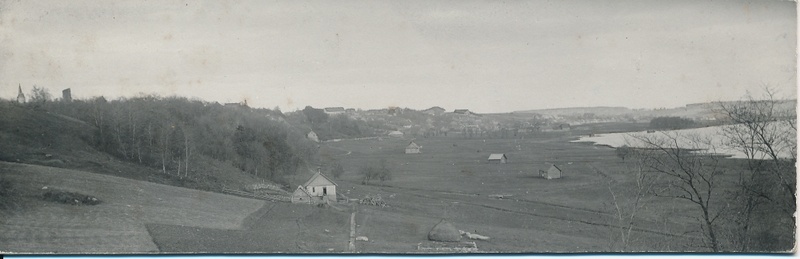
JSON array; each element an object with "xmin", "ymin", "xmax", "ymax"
[
  {"xmin": 405, "ymin": 141, "xmax": 421, "ymax": 154},
  {"xmin": 488, "ymin": 153, "xmax": 507, "ymax": 164},
  {"xmin": 540, "ymin": 164, "xmax": 562, "ymax": 179},
  {"xmin": 307, "ymin": 130, "xmax": 319, "ymax": 142}
]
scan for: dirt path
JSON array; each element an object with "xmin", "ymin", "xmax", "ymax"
[{"xmin": 348, "ymin": 211, "xmax": 356, "ymax": 252}]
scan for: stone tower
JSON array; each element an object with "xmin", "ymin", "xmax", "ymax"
[
  {"xmin": 62, "ymin": 88, "xmax": 72, "ymax": 102},
  {"xmin": 16, "ymin": 84, "xmax": 25, "ymax": 103}
]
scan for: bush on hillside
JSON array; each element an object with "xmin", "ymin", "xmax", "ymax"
[
  {"xmin": 615, "ymin": 145, "xmax": 633, "ymax": 161},
  {"xmin": 359, "ymin": 159, "xmax": 392, "ymax": 185},
  {"xmin": 331, "ymin": 163, "xmax": 345, "ymax": 179}
]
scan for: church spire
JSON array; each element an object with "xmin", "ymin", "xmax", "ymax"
[{"xmin": 16, "ymin": 84, "xmax": 25, "ymax": 103}]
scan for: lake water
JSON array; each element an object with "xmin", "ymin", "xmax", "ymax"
[{"xmin": 572, "ymin": 124, "xmax": 795, "ymax": 160}]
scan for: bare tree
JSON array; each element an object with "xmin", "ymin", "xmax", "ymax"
[
  {"xmin": 598, "ymin": 147, "xmax": 660, "ymax": 251},
  {"xmin": 632, "ymin": 132, "xmax": 727, "ymax": 252},
  {"xmin": 29, "ymin": 85, "xmax": 52, "ymax": 104},
  {"xmin": 717, "ymin": 88, "xmax": 796, "ymax": 251}
]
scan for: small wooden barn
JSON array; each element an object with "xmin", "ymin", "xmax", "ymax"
[
  {"xmin": 539, "ymin": 164, "xmax": 563, "ymax": 179},
  {"xmin": 388, "ymin": 131, "xmax": 404, "ymax": 138},
  {"xmin": 488, "ymin": 153, "xmax": 507, "ymax": 164},
  {"xmin": 405, "ymin": 141, "xmax": 421, "ymax": 154},
  {"xmin": 307, "ymin": 130, "xmax": 319, "ymax": 142},
  {"xmin": 292, "ymin": 170, "xmax": 338, "ymax": 204},
  {"xmin": 291, "ymin": 185, "xmax": 313, "ymax": 204}
]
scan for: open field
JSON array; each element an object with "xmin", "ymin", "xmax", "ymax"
[
  {"xmin": 0, "ymin": 162, "xmax": 265, "ymax": 253},
  {"xmin": 317, "ymin": 132, "xmax": 755, "ymax": 252},
  {"xmin": 1, "ymin": 125, "xmax": 789, "ymax": 253}
]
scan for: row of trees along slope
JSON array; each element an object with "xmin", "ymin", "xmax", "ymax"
[{"xmin": 22, "ymin": 92, "xmax": 319, "ymax": 190}]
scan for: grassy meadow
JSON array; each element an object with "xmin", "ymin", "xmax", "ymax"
[
  {"xmin": 315, "ymin": 132, "xmax": 730, "ymax": 252},
  {"xmin": 0, "ymin": 122, "xmax": 790, "ymax": 253}
]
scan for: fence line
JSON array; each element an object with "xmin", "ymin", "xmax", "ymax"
[{"xmin": 222, "ymin": 187, "xmax": 290, "ymax": 202}]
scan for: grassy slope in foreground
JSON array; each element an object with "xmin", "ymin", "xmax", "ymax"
[{"xmin": 0, "ymin": 162, "xmax": 265, "ymax": 253}]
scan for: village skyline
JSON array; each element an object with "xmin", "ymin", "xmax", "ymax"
[
  {"xmin": 7, "ymin": 83, "xmax": 798, "ymax": 115},
  {"xmin": 0, "ymin": 0, "xmax": 796, "ymax": 113}
]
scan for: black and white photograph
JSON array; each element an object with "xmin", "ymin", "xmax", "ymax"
[{"xmin": 0, "ymin": 0, "xmax": 796, "ymax": 254}]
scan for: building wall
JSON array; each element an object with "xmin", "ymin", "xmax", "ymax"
[
  {"xmin": 291, "ymin": 190, "xmax": 312, "ymax": 204},
  {"xmin": 405, "ymin": 148, "xmax": 420, "ymax": 154},
  {"xmin": 489, "ymin": 157, "xmax": 506, "ymax": 163},
  {"xmin": 306, "ymin": 185, "xmax": 336, "ymax": 201},
  {"xmin": 307, "ymin": 132, "xmax": 319, "ymax": 142},
  {"xmin": 545, "ymin": 167, "xmax": 562, "ymax": 179}
]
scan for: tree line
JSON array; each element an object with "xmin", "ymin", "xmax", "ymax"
[{"xmin": 33, "ymin": 91, "xmax": 316, "ymax": 187}]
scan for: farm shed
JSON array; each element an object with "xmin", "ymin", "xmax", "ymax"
[
  {"xmin": 539, "ymin": 164, "xmax": 562, "ymax": 179},
  {"xmin": 488, "ymin": 153, "xmax": 507, "ymax": 164},
  {"xmin": 405, "ymin": 141, "xmax": 421, "ymax": 154},
  {"xmin": 291, "ymin": 186, "xmax": 313, "ymax": 204},
  {"xmin": 293, "ymin": 170, "xmax": 338, "ymax": 204},
  {"xmin": 307, "ymin": 130, "xmax": 319, "ymax": 142},
  {"xmin": 388, "ymin": 131, "xmax": 404, "ymax": 138}
]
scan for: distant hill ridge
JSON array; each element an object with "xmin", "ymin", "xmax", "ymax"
[
  {"xmin": 513, "ymin": 106, "xmax": 631, "ymax": 116},
  {"xmin": 511, "ymin": 100, "xmax": 796, "ymax": 117}
]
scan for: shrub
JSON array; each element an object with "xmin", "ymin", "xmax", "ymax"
[
  {"xmin": 616, "ymin": 145, "xmax": 632, "ymax": 161},
  {"xmin": 331, "ymin": 163, "xmax": 345, "ymax": 179},
  {"xmin": 359, "ymin": 159, "xmax": 392, "ymax": 185}
]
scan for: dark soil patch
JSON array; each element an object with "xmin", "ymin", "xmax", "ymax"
[{"xmin": 42, "ymin": 190, "xmax": 102, "ymax": 206}]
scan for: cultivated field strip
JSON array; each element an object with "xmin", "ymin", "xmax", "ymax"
[{"xmin": 0, "ymin": 162, "xmax": 265, "ymax": 253}]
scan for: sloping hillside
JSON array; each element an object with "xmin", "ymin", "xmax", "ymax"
[
  {"xmin": 0, "ymin": 101, "xmax": 268, "ymax": 192},
  {"xmin": 0, "ymin": 162, "xmax": 265, "ymax": 253}
]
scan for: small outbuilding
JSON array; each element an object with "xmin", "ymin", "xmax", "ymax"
[
  {"xmin": 488, "ymin": 153, "xmax": 507, "ymax": 164},
  {"xmin": 388, "ymin": 131, "xmax": 404, "ymax": 138},
  {"xmin": 540, "ymin": 164, "xmax": 563, "ymax": 179},
  {"xmin": 405, "ymin": 141, "xmax": 421, "ymax": 154},
  {"xmin": 307, "ymin": 130, "xmax": 319, "ymax": 142},
  {"xmin": 291, "ymin": 185, "xmax": 313, "ymax": 204},
  {"xmin": 292, "ymin": 169, "xmax": 337, "ymax": 204}
]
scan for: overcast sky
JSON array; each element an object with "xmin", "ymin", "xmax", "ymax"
[{"xmin": 0, "ymin": 0, "xmax": 796, "ymax": 113}]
